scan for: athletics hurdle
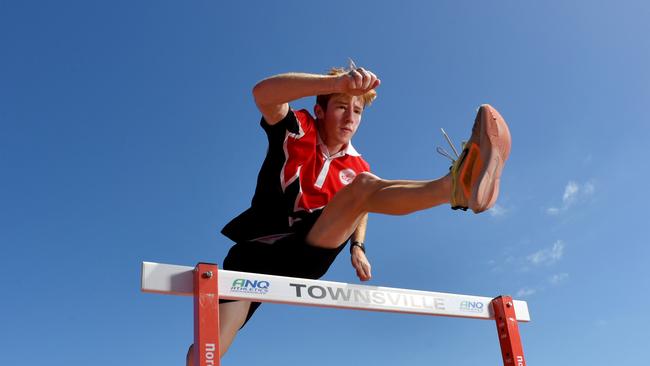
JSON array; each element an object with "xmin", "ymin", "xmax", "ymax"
[{"xmin": 141, "ymin": 261, "xmax": 530, "ymax": 366}]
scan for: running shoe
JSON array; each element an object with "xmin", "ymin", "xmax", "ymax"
[{"xmin": 439, "ymin": 104, "xmax": 511, "ymax": 213}]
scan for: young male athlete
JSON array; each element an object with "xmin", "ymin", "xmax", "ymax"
[{"xmin": 187, "ymin": 64, "xmax": 511, "ymax": 363}]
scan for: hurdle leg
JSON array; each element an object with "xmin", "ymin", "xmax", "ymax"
[
  {"xmin": 193, "ymin": 263, "xmax": 220, "ymax": 366},
  {"xmin": 492, "ymin": 296, "xmax": 526, "ymax": 366}
]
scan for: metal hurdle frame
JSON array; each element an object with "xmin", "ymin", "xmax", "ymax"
[{"xmin": 141, "ymin": 261, "xmax": 530, "ymax": 366}]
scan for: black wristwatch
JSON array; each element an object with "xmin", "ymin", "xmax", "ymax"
[{"xmin": 350, "ymin": 241, "xmax": 366, "ymax": 254}]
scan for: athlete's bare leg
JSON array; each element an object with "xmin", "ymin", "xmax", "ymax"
[
  {"xmin": 186, "ymin": 301, "xmax": 252, "ymax": 365},
  {"xmin": 307, "ymin": 172, "xmax": 452, "ymax": 249}
]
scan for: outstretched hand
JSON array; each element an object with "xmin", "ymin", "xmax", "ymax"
[
  {"xmin": 351, "ymin": 246, "xmax": 372, "ymax": 282},
  {"xmin": 335, "ymin": 67, "xmax": 381, "ymax": 96}
]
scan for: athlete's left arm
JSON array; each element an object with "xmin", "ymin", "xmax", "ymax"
[{"xmin": 350, "ymin": 214, "xmax": 372, "ymax": 281}]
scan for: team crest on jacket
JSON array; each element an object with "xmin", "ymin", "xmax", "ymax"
[{"xmin": 339, "ymin": 169, "xmax": 357, "ymax": 185}]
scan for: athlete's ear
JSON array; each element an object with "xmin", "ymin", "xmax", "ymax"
[{"xmin": 314, "ymin": 104, "xmax": 325, "ymax": 120}]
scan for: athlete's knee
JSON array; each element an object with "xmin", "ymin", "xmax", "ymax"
[
  {"xmin": 344, "ymin": 172, "xmax": 383, "ymax": 205},
  {"xmin": 348, "ymin": 172, "xmax": 382, "ymax": 194}
]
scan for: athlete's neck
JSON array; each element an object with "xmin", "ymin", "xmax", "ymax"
[
  {"xmin": 325, "ymin": 143, "xmax": 345, "ymax": 156},
  {"xmin": 318, "ymin": 133, "xmax": 345, "ymax": 157},
  {"xmin": 316, "ymin": 119, "xmax": 348, "ymax": 156}
]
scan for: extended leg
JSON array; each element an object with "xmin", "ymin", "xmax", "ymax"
[
  {"xmin": 307, "ymin": 172, "xmax": 451, "ymax": 249},
  {"xmin": 308, "ymin": 104, "xmax": 511, "ymax": 249}
]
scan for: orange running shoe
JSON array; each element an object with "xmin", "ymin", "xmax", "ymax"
[{"xmin": 441, "ymin": 104, "xmax": 511, "ymax": 213}]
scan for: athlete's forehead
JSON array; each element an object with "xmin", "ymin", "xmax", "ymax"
[{"xmin": 329, "ymin": 94, "xmax": 364, "ymax": 109}]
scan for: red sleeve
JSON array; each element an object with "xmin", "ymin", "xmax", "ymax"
[
  {"xmin": 292, "ymin": 109, "xmax": 315, "ymax": 137},
  {"xmin": 260, "ymin": 108, "xmax": 314, "ymax": 142}
]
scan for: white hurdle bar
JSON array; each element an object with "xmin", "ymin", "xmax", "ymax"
[{"xmin": 141, "ymin": 261, "xmax": 530, "ymax": 366}]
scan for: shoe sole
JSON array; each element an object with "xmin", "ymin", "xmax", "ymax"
[{"xmin": 468, "ymin": 104, "xmax": 511, "ymax": 213}]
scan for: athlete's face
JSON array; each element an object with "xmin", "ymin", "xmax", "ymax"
[{"xmin": 315, "ymin": 94, "xmax": 364, "ymax": 153}]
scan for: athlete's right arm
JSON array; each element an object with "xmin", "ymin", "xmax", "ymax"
[{"xmin": 252, "ymin": 70, "xmax": 380, "ymax": 125}]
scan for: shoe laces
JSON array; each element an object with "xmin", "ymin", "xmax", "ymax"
[{"xmin": 436, "ymin": 128, "xmax": 465, "ymax": 163}]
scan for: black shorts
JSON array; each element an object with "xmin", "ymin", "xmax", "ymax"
[{"xmin": 220, "ymin": 221, "xmax": 347, "ymax": 327}]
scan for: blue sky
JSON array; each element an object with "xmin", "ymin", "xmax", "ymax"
[{"xmin": 1, "ymin": 1, "xmax": 649, "ymax": 365}]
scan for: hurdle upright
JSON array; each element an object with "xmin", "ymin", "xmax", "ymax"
[{"xmin": 141, "ymin": 261, "xmax": 530, "ymax": 366}]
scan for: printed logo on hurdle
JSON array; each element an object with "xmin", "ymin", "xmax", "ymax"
[
  {"xmin": 230, "ymin": 278, "xmax": 270, "ymax": 295},
  {"xmin": 459, "ymin": 300, "xmax": 486, "ymax": 313}
]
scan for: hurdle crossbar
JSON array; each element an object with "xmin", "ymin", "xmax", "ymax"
[{"xmin": 141, "ymin": 261, "xmax": 530, "ymax": 366}]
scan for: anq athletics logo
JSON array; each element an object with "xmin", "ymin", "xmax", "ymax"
[
  {"xmin": 459, "ymin": 300, "xmax": 485, "ymax": 313},
  {"xmin": 231, "ymin": 278, "xmax": 271, "ymax": 295}
]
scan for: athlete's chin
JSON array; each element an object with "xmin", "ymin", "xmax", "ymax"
[
  {"xmin": 337, "ymin": 137, "xmax": 352, "ymax": 146},
  {"xmin": 339, "ymin": 130, "xmax": 354, "ymax": 140}
]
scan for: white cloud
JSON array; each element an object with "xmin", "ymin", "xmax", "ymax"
[
  {"xmin": 549, "ymin": 273, "xmax": 569, "ymax": 285},
  {"xmin": 546, "ymin": 207, "xmax": 560, "ymax": 215},
  {"xmin": 546, "ymin": 180, "xmax": 596, "ymax": 215},
  {"xmin": 489, "ymin": 204, "xmax": 508, "ymax": 217},
  {"xmin": 527, "ymin": 240, "xmax": 565, "ymax": 266},
  {"xmin": 563, "ymin": 181, "xmax": 580, "ymax": 204},
  {"xmin": 516, "ymin": 288, "xmax": 536, "ymax": 298}
]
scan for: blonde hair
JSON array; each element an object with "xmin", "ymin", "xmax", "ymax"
[{"xmin": 316, "ymin": 60, "xmax": 378, "ymax": 110}]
